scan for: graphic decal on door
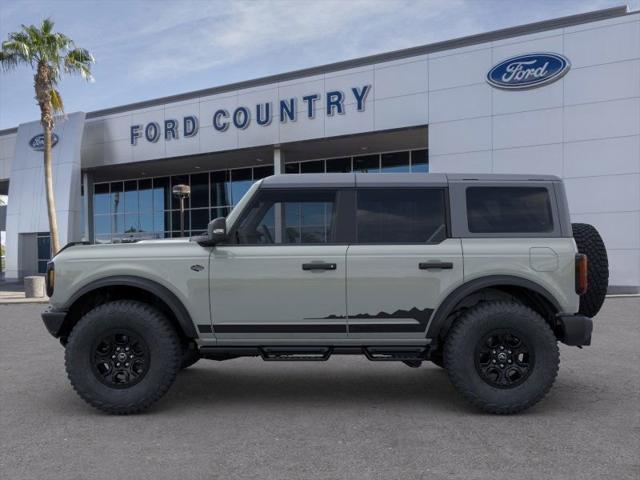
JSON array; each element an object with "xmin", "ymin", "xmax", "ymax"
[{"xmin": 306, "ymin": 307, "xmax": 434, "ymax": 333}]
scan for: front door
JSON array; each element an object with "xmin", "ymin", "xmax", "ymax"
[
  {"xmin": 210, "ymin": 188, "xmax": 349, "ymax": 341},
  {"xmin": 346, "ymin": 187, "xmax": 463, "ymax": 339}
]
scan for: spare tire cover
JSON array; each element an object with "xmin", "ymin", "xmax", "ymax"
[{"xmin": 572, "ymin": 223, "xmax": 609, "ymax": 317}]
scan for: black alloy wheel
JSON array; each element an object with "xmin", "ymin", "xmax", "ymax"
[
  {"xmin": 474, "ymin": 330, "xmax": 533, "ymax": 388},
  {"xmin": 92, "ymin": 330, "xmax": 150, "ymax": 388}
]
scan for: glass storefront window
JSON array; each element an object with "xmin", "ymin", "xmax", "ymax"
[
  {"xmin": 110, "ymin": 182, "xmax": 123, "ymax": 216},
  {"xmin": 190, "ymin": 173, "xmax": 209, "ymax": 208},
  {"xmin": 139, "ymin": 179, "xmax": 153, "ymax": 212},
  {"xmin": 153, "ymin": 177, "xmax": 170, "ymax": 211},
  {"xmin": 211, "ymin": 171, "xmax": 230, "ymax": 207},
  {"xmin": 354, "ymin": 154, "xmax": 380, "ymax": 173},
  {"xmin": 411, "ymin": 149, "xmax": 428, "ymax": 173},
  {"xmin": 381, "ymin": 151, "xmax": 410, "ymax": 173},
  {"xmin": 284, "ymin": 163, "xmax": 300, "ymax": 174},
  {"xmin": 37, "ymin": 232, "xmax": 50, "ymax": 273},
  {"xmin": 253, "ymin": 165, "xmax": 272, "ymax": 179},
  {"xmin": 91, "ymin": 153, "xmax": 427, "ymax": 244},
  {"xmin": 94, "ymin": 183, "xmax": 110, "ymax": 214},
  {"xmin": 124, "ymin": 180, "xmax": 138, "ymax": 213},
  {"xmin": 171, "ymin": 175, "xmax": 190, "ymax": 210},
  {"xmin": 190, "ymin": 208, "xmax": 210, "ymax": 232},
  {"xmin": 326, "ymin": 157, "xmax": 351, "ymax": 173},
  {"xmin": 300, "ymin": 160, "xmax": 324, "ymax": 173},
  {"xmin": 230, "ymin": 168, "xmax": 253, "ymax": 204}
]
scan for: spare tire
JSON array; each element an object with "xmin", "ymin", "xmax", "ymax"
[{"xmin": 572, "ymin": 223, "xmax": 609, "ymax": 317}]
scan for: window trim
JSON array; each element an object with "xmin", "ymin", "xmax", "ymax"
[{"xmin": 353, "ymin": 187, "xmax": 450, "ymax": 245}]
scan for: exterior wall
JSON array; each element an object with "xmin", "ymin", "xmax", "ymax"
[
  {"xmin": 80, "ymin": 58, "xmax": 429, "ymax": 168},
  {"xmin": 427, "ymin": 13, "xmax": 640, "ymax": 290},
  {"xmin": 0, "ymin": 132, "xmax": 16, "ymax": 181},
  {"xmin": 5, "ymin": 113, "xmax": 85, "ymax": 279}
]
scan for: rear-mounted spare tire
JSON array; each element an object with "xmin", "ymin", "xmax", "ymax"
[{"xmin": 572, "ymin": 223, "xmax": 609, "ymax": 317}]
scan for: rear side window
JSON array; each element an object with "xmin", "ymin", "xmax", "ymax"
[
  {"xmin": 466, "ymin": 187, "xmax": 553, "ymax": 233},
  {"xmin": 356, "ymin": 188, "xmax": 447, "ymax": 243}
]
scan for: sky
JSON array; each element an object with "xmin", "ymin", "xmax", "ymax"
[{"xmin": 0, "ymin": 0, "xmax": 637, "ymax": 130}]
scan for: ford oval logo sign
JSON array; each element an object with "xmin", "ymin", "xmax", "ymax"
[
  {"xmin": 29, "ymin": 133, "xmax": 59, "ymax": 151},
  {"xmin": 487, "ymin": 53, "xmax": 570, "ymax": 90}
]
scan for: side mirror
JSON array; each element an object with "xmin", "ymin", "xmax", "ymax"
[
  {"xmin": 208, "ymin": 217, "xmax": 228, "ymax": 244},
  {"xmin": 195, "ymin": 217, "xmax": 227, "ymax": 246}
]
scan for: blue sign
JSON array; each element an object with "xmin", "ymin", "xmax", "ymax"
[
  {"xmin": 487, "ymin": 53, "xmax": 570, "ymax": 90},
  {"xmin": 29, "ymin": 133, "xmax": 59, "ymax": 151},
  {"xmin": 130, "ymin": 84, "xmax": 372, "ymax": 146}
]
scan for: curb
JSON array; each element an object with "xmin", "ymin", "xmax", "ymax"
[{"xmin": 0, "ymin": 298, "xmax": 49, "ymax": 305}]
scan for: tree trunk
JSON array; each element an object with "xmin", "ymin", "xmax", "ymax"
[
  {"xmin": 43, "ymin": 122, "xmax": 61, "ymax": 255},
  {"xmin": 35, "ymin": 63, "xmax": 61, "ymax": 256}
]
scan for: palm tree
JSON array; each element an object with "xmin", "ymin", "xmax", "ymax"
[{"xmin": 0, "ymin": 18, "xmax": 94, "ymax": 255}]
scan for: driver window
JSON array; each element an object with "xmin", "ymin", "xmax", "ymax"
[{"xmin": 234, "ymin": 189, "xmax": 337, "ymax": 244}]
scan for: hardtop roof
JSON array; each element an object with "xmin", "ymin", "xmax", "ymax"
[{"xmin": 259, "ymin": 172, "xmax": 561, "ymax": 189}]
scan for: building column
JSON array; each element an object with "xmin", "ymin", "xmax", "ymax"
[
  {"xmin": 273, "ymin": 147, "xmax": 285, "ymax": 242},
  {"xmin": 83, "ymin": 172, "xmax": 94, "ymax": 243},
  {"xmin": 273, "ymin": 146, "xmax": 285, "ymax": 175}
]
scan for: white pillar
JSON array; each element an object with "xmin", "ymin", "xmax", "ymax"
[
  {"xmin": 273, "ymin": 147, "xmax": 284, "ymax": 242},
  {"xmin": 82, "ymin": 172, "xmax": 93, "ymax": 242},
  {"xmin": 273, "ymin": 147, "xmax": 285, "ymax": 175}
]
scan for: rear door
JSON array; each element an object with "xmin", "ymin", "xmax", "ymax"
[{"xmin": 346, "ymin": 186, "xmax": 463, "ymax": 339}]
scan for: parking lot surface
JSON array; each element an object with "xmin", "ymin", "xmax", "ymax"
[{"xmin": 1, "ymin": 298, "xmax": 639, "ymax": 480}]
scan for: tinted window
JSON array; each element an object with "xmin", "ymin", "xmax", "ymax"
[
  {"xmin": 234, "ymin": 190, "xmax": 337, "ymax": 245},
  {"xmin": 466, "ymin": 187, "xmax": 554, "ymax": 233},
  {"xmin": 356, "ymin": 189, "xmax": 446, "ymax": 243}
]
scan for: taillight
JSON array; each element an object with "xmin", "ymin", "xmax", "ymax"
[
  {"xmin": 575, "ymin": 254, "xmax": 587, "ymax": 295},
  {"xmin": 45, "ymin": 261, "xmax": 55, "ymax": 297}
]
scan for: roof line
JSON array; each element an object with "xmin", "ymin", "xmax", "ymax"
[{"xmin": 0, "ymin": 5, "xmax": 631, "ymax": 136}]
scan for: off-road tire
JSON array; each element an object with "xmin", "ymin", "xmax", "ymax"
[
  {"xmin": 572, "ymin": 223, "xmax": 609, "ymax": 317},
  {"xmin": 65, "ymin": 300, "xmax": 181, "ymax": 414},
  {"xmin": 444, "ymin": 301, "xmax": 559, "ymax": 414},
  {"xmin": 430, "ymin": 351, "xmax": 444, "ymax": 368},
  {"xmin": 181, "ymin": 342, "xmax": 200, "ymax": 369}
]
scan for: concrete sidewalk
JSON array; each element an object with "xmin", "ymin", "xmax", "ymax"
[{"xmin": 0, "ymin": 282, "xmax": 49, "ymax": 304}]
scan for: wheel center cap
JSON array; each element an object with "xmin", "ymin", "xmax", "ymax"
[
  {"xmin": 117, "ymin": 352, "xmax": 128, "ymax": 362},
  {"xmin": 497, "ymin": 352, "xmax": 508, "ymax": 362}
]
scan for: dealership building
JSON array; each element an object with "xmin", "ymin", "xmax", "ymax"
[{"xmin": 0, "ymin": 6, "xmax": 638, "ymax": 292}]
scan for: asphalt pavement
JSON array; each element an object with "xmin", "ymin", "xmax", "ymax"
[{"xmin": 1, "ymin": 298, "xmax": 639, "ymax": 480}]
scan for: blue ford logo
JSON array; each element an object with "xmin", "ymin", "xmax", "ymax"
[
  {"xmin": 29, "ymin": 133, "xmax": 59, "ymax": 151},
  {"xmin": 487, "ymin": 53, "xmax": 570, "ymax": 90}
]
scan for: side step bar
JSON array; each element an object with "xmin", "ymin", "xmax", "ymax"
[
  {"xmin": 260, "ymin": 347, "xmax": 332, "ymax": 361},
  {"xmin": 363, "ymin": 346, "xmax": 428, "ymax": 362},
  {"xmin": 199, "ymin": 346, "xmax": 431, "ymax": 362}
]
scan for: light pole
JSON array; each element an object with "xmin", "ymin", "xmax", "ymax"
[{"xmin": 172, "ymin": 184, "xmax": 191, "ymax": 237}]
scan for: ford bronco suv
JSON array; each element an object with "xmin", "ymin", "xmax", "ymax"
[{"xmin": 42, "ymin": 173, "xmax": 608, "ymax": 415}]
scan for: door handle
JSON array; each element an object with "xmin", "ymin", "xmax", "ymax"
[
  {"xmin": 419, "ymin": 261, "xmax": 453, "ymax": 270},
  {"xmin": 302, "ymin": 262, "xmax": 337, "ymax": 271}
]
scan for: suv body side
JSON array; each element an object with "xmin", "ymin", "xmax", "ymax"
[{"xmin": 47, "ymin": 173, "xmax": 580, "ymax": 346}]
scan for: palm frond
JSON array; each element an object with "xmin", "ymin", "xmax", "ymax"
[
  {"xmin": 41, "ymin": 17, "xmax": 54, "ymax": 35},
  {"xmin": 0, "ymin": 51, "xmax": 20, "ymax": 70},
  {"xmin": 64, "ymin": 47, "xmax": 94, "ymax": 81},
  {"xmin": 50, "ymin": 88, "xmax": 64, "ymax": 113}
]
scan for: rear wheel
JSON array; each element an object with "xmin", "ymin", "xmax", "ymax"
[
  {"xmin": 572, "ymin": 223, "xmax": 609, "ymax": 317},
  {"xmin": 65, "ymin": 300, "xmax": 182, "ymax": 414},
  {"xmin": 444, "ymin": 301, "xmax": 559, "ymax": 414}
]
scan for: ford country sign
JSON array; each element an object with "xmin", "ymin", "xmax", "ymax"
[
  {"xmin": 29, "ymin": 133, "xmax": 59, "ymax": 151},
  {"xmin": 487, "ymin": 53, "xmax": 570, "ymax": 90}
]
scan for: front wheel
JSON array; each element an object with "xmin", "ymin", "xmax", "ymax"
[
  {"xmin": 65, "ymin": 300, "xmax": 182, "ymax": 414},
  {"xmin": 444, "ymin": 301, "xmax": 559, "ymax": 414}
]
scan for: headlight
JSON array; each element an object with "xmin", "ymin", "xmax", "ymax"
[{"xmin": 45, "ymin": 261, "xmax": 55, "ymax": 297}]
